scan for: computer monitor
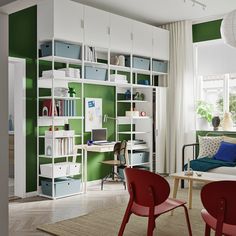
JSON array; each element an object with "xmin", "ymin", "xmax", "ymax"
[{"xmin": 91, "ymin": 128, "xmax": 107, "ymax": 142}]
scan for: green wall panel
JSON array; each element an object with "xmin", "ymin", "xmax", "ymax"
[
  {"xmin": 193, "ymin": 19, "xmax": 222, "ymax": 43},
  {"xmin": 9, "ymin": 6, "xmax": 37, "ymax": 192}
]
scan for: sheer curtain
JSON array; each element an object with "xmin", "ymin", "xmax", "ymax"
[{"xmin": 162, "ymin": 20, "xmax": 196, "ymax": 173}]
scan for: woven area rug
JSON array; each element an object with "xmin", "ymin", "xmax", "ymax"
[{"xmin": 37, "ymin": 188, "xmax": 205, "ymax": 236}]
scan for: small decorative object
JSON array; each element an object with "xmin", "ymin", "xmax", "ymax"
[
  {"xmin": 87, "ymin": 140, "xmax": 93, "ymax": 146},
  {"xmin": 140, "ymin": 111, "xmax": 146, "ymax": 116},
  {"xmin": 49, "ymin": 126, "xmax": 59, "ymax": 131},
  {"xmin": 184, "ymin": 158, "xmax": 193, "ymax": 176},
  {"xmin": 196, "ymin": 172, "xmax": 203, "ymax": 177},
  {"xmin": 64, "ymin": 123, "xmax": 70, "ymax": 130},
  {"xmin": 133, "ymin": 92, "xmax": 140, "ymax": 100},
  {"xmin": 221, "ymin": 112, "xmax": 233, "ymax": 131},
  {"xmin": 124, "ymin": 89, "xmax": 131, "ymax": 100},
  {"xmin": 118, "ymin": 55, "xmax": 125, "ymax": 67},
  {"xmin": 68, "ymin": 87, "xmax": 76, "ymax": 97},
  {"xmin": 212, "ymin": 116, "xmax": 220, "ymax": 131},
  {"xmin": 140, "ymin": 93, "xmax": 145, "ymax": 101}
]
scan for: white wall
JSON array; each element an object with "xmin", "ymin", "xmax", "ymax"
[
  {"xmin": 0, "ymin": 12, "xmax": 9, "ymax": 236},
  {"xmin": 197, "ymin": 39, "xmax": 236, "ymax": 76}
]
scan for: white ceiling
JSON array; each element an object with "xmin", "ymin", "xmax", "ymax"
[{"xmin": 74, "ymin": 0, "xmax": 236, "ymax": 26}]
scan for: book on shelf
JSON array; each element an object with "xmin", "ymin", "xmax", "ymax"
[
  {"xmin": 42, "ymin": 99, "xmax": 76, "ymax": 117},
  {"xmin": 84, "ymin": 46, "xmax": 97, "ymax": 62}
]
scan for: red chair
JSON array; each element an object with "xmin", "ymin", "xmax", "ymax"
[
  {"xmin": 201, "ymin": 181, "xmax": 236, "ymax": 236},
  {"xmin": 118, "ymin": 168, "xmax": 192, "ymax": 236}
]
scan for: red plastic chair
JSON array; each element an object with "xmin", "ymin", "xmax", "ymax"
[
  {"xmin": 118, "ymin": 168, "xmax": 192, "ymax": 236},
  {"xmin": 201, "ymin": 181, "xmax": 236, "ymax": 236}
]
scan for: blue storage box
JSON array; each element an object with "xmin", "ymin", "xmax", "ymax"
[
  {"xmin": 85, "ymin": 66, "xmax": 107, "ymax": 81},
  {"xmin": 41, "ymin": 178, "xmax": 81, "ymax": 197},
  {"xmin": 125, "ymin": 56, "xmax": 150, "ymax": 70},
  {"xmin": 40, "ymin": 41, "xmax": 81, "ymax": 59},
  {"xmin": 152, "ymin": 60, "xmax": 168, "ymax": 73},
  {"xmin": 138, "ymin": 79, "xmax": 150, "ymax": 85},
  {"xmin": 129, "ymin": 151, "xmax": 149, "ymax": 165}
]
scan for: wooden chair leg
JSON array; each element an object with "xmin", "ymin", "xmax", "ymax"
[
  {"xmin": 118, "ymin": 203, "xmax": 132, "ymax": 236},
  {"xmin": 205, "ymin": 224, "xmax": 211, "ymax": 236},
  {"xmin": 183, "ymin": 205, "xmax": 192, "ymax": 236},
  {"xmin": 147, "ymin": 215, "xmax": 155, "ymax": 236}
]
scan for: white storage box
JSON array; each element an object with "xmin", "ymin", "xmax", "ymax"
[
  {"xmin": 126, "ymin": 111, "xmax": 139, "ymax": 117},
  {"xmin": 110, "ymin": 74, "xmax": 128, "ymax": 83},
  {"xmin": 42, "ymin": 70, "xmax": 66, "ymax": 79},
  {"xmin": 59, "ymin": 68, "xmax": 80, "ymax": 78},
  {"xmin": 54, "ymin": 87, "xmax": 69, "ymax": 97},
  {"xmin": 40, "ymin": 162, "xmax": 68, "ymax": 178},
  {"xmin": 67, "ymin": 163, "xmax": 81, "ymax": 175}
]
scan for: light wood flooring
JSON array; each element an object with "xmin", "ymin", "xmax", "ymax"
[
  {"xmin": 9, "ymin": 178, "xmax": 203, "ymax": 236},
  {"xmin": 9, "ymin": 182, "xmax": 128, "ymax": 236}
]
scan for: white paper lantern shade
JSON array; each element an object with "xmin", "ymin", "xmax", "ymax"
[{"xmin": 221, "ymin": 10, "xmax": 236, "ymax": 48}]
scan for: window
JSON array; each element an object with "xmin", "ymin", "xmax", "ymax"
[{"xmin": 197, "ymin": 73, "xmax": 236, "ymax": 124}]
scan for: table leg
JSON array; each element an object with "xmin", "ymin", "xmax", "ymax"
[
  {"xmin": 171, "ymin": 178, "xmax": 180, "ymax": 215},
  {"xmin": 188, "ymin": 180, "xmax": 193, "ymax": 209},
  {"xmin": 84, "ymin": 149, "xmax": 87, "ymax": 193}
]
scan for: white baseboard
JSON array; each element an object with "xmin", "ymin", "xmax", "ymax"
[
  {"xmin": 24, "ymin": 191, "xmax": 38, "ymax": 198},
  {"xmin": 87, "ymin": 179, "xmax": 101, "ymax": 187}
]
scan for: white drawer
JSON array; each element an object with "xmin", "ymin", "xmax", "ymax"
[
  {"xmin": 68, "ymin": 163, "xmax": 81, "ymax": 175},
  {"xmin": 40, "ymin": 162, "xmax": 68, "ymax": 178}
]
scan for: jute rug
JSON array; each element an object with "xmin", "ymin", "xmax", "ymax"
[{"xmin": 38, "ymin": 188, "xmax": 205, "ymax": 236}]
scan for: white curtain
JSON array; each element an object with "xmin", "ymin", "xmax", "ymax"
[{"xmin": 162, "ymin": 20, "xmax": 196, "ymax": 173}]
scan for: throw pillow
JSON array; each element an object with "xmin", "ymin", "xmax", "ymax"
[
  {"xmin": 223, "ymin": 136, "xmax": 236, "ymax": 144},
  {"xmin": 213, "ymin": 141, "xmax": 236, "ymax": 162},
  {"xmin": 198, "ymin": 135, "xmax": 223, "ymax": 158}
]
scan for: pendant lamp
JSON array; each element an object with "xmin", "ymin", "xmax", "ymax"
[{"xmin": 221, "ymin": 10, "xmax": 236, "ymax": 48}]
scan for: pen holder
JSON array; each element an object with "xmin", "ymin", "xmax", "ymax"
[{"xmin": 184, "ymin": 168, "xmax": 193, "ymax": 176}]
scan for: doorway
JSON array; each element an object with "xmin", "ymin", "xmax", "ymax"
[{"xmin": 8, "ymin": 57, "xmax": 26, "ymax": 199}]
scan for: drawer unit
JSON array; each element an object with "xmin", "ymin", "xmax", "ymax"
[
  {"xmin": 125, "ymin": 56, "xmax": 150, "ymax": 70},
  {"xmin": 84, "ymin": 66, "xmax": 107, "ymax": 81},
  {"xmin": 40, "ymin": 162, "xmax": 68, "ymax": 178},
  {"xmin": 68, "ymin": 163, "xmax": 81, "ymax": 175},
  {"xmin": 41, "ymin": 178, "xmax": 81, "ymax": 197},
  {"xmin": 129, "ymin": 151, "xmax": 149, "ymax": 165},
  {"xmin": 40, "ymin": 41, "xmax": 81, "ymax": 59},
  {"xmin": 152, "ymin": 60, "xmax": 168, "ymax": 73}
]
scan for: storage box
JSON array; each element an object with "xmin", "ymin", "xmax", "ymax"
[
  {"xmin": 126, "ymin": 111, "xmax": 139, "ymax": 117},
  {"xmin": 41, "ymin": 178, "xmax": 81, "ymax": 197},
  {"xmin": 67, "ymin": 163, "xmax": 81, "ymax": 175},
  {"xmin": 40, "ymin": 162, "xmax": 68, "ymax": 178},
  {"xmin": 40, "ymin": 41, "xmax": 81, "ymax": 60},
  {"xmin": 152, "ymin": 60, "xmax": 168, "ymax": 73},
  {"xmin": 125, "ymin": 56, "xmax": 150, "ymax": 70},
  {"xmin": 42, "ymin": 70, "xmax": 66, "ymax": 79},
  {"xmin": 59, "ymin": 68, "xmax": 81, "ymax": 78},
  {"xmin": 110, "ymin": 74, "xmax": 128, "ymax": 83},
  {"xmin": 45, "ymin": 130, "xmax": 75, "ymax": 138},
  {"xmin": 129, "ymin": 151, "xmax": 149, "ymax": 165},
  {"xmin": 85, "ymin": 66, "xmax": 107, "ymax": 81}
]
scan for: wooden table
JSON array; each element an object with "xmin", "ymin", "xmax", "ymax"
[{"xmin": 171, "ymin": 171, "xmax": 236, "ymax": 209}]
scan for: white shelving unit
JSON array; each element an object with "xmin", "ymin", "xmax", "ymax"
[{"xmin": 37, "ymin": 0, "xmax": 169, "ymax": 198}]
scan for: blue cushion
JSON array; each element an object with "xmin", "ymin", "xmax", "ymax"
[{"xmin": 213, "ymin": 141, "xmax": 236, "ymax": 162}]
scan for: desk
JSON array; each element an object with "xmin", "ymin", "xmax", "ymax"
[{"xmin": 75, "ymin": 143, "xmax": 115, "ymax": 192}]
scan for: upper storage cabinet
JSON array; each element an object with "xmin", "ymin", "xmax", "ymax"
[
  {"xmin": 152, "ymin": 27, "xmax": 169, "ymax": 60},
  {"xmin": 38, "ymin": 0, "xmax": 84, "ymax": 43},
  {"xmin": 109, "ymin": 14, "xmax": 133, "ymax": 53},
  {"xmin": 132, "ymin": 21, "xmax": 153, "ymax": 57},
  {"xmin": 84, "ymin": 6, "xmax": 109, "ymax": 48}
]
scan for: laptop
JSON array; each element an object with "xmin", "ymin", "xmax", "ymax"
[{"xmin": 91, "ymin": 128, "xmax": 112, "ymax": 145}]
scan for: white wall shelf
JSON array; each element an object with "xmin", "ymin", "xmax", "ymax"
[
  {"xmin": 38, "ymin": 154, "xmax": 82, "ymax": 159},
  {"xmin": 39, "ymin": 56, "xmax": 82, "ymax": 65}
]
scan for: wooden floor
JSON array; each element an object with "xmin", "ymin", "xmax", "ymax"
[{"xmin": 9, "ymin": 182, "xmax": 128, "ymax": 236}]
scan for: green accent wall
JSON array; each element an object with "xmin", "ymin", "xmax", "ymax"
[
  {"xmin": 9, "ymin": 6, "xmax": 37, "ymax": 192},
  {"xmin": 9, "ymin": 6, "xmax": 116, "ymax": 191},
  {"xmin": 192, "ymin": 19, "xmax": 222, "ymax": 43}
]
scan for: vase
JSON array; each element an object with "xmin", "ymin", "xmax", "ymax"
[
  {"xmin": 221, "ymin": 112, "xmax": 233, "ymax": 131},
  {"xmin": 212, "ymin": 116, "xmax": 220, "ymax": 131}
]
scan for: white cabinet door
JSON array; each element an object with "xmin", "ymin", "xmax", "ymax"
[
  {"xmin": 153, "ymin": 27, "xmax": 169, "ymax": 60},
  {"xmin": 53, "ymin": 0, "xmax": 84, "ymax": 43},
  {"xmin": 110, "ymin": 14, "xmax": 133, "ymax": 53},
  {"xmin": 132, "ymin": 21, "xmax": 153, "ymax": 57},
  {"xmin": 84, "ymin": 6, "xmax": 109, "ymax": 48}
]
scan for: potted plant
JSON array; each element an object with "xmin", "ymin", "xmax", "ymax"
[{"xmin": 196, "ymin": 100, "xmax": 213, "ymax": 130}]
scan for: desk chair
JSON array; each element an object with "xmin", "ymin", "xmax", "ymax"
[
  {"xmin": 118, "ymin": 168, "xmax": 192, "ymax": 236},
  {"xmin": 201, "ymin": 181, "xmax": 236, "ymax": 236},
  {"xmin": 101, "ymin": 140, "xmax": 128, "ymax": 190}
]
